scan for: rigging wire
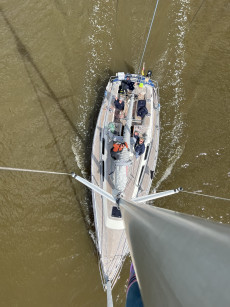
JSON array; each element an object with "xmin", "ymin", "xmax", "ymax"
[
  {"xmin": 189, "ymin": 0, "xmax": 206, "ymax": 26},
  {"xmin": 136, "ymin": 0, "xmax": 153, "ymax": 72},
  {"xmin": 156, "ymin": 189, "xmax": 230, "ymax": 202},
  {"xmin": 182, "ymin": 190, "xmax": 230, "ymax": 202},
  {"xmin": 0, "ymin": 166, "xmax": 70, "ymax": 176},
  {"xmin": 138, "ymin": 0, "xmax": 160, "ymax": 74},
  {"xmin": 0, "ymin": 166, "xmax": 229, "ymax": 202},
  {"xmin": 112, "ymin": 0, "xmax": 119, "ymax": 74}
]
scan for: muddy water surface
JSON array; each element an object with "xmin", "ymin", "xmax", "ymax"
[{"xmin": 0, "ymin": 0, "xmax": 229, "ymax": 306}]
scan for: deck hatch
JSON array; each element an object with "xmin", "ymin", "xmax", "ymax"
[
  {"xmin": 121, "ymin": 125, "xmax": 125, "ymax": 136},
  {"xmin": 131, "ymin": 126, "xmax": 134, "ymax": 136},
  {"xmin": 138, "ymin": 166, "xmax": 145, "ymax": 185},
  {"xmin": 102, "ymin": 138, "xmax": 105, "ymax": 155},
  {"xmin": 111, "ymin": 206, "xmax": 122, "ymax": 218},
  {"xmin": 150, "ymin": 170, "xmax": 155, "ymax": 179},
  {"xmin": 101, "ymin": 161, "xmax": 105, "ymax": 181},
  {"xmin": 144, "ymin": 144, "xmax": 150, "ymax": 160}
]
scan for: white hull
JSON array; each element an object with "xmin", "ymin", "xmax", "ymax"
[{"xmin": 91, "ymin": 73, "xmax": 160, "ymax": 289}]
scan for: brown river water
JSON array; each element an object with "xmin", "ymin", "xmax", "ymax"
[{"xmin": 0, "ymin": 0, "xmax": 229, "ymax": 306}]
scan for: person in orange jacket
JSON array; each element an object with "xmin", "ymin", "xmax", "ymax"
[
  {"xmin": 111, "ymin": 142, "xmax": 129, "ymax": 160},
  {"xmin": 112, "ymin": 142, "xmax": 128, "ymax": 152}
]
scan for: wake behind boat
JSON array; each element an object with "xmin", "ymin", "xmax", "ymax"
[{"xmin": 91, "ymin": 72, "xmax": 160, "ymax": 291}]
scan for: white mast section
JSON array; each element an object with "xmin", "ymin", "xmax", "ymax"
[
  {"xmin": 71, "ymin": 173, "xmax": 116, "ymax": 204},
  {"xmin": 106, "ymin": 280, "xmax": 113, "ymax": 307},
  {"xmin": 133, "ymin": 187, "xmax": 182, "ymax": 203}
]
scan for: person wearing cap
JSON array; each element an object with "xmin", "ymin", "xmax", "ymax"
[
  {"xmin": 133, "ymin": 132, "xmax": 145, "ymax": 158},
  {"xmin": 114, "ymin": 97, "xmax": 125, "ymax": 111}
]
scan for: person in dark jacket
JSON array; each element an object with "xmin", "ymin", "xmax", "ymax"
[
  {"xmin": 137, "ymin": 106, "xmax": 148, "ymax": 119},
  {"xmin": 134, "ymin": 132, "xmax": 145, "ymax": 158},
  {"xmin": 125, "ymin": 76, "xmax": 135, "ymax": 91},
  {"xmin": 119, "ymin": 77, "xmax": 135, "ymax": 94},
  {"xmin": 137, "ymin": 100, "xmax": 148, "ymax": 119},
  {"xmin": 114, "ymin": 98, "xmax": 124, "ymax": 111}
]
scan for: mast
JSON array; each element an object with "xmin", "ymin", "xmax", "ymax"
[{"xmin": 120, "ymin": 198, "xmax": 230, "ymax": 307}]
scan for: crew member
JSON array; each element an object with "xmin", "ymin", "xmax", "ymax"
[
  {"xmin": 119, "ymin": 76, "xmax": 135, "ymax": 94},
  {"xmin": 134, "ymin": 132, "xmax": 145, "ymax": 158},
  {"xmin": 111, "ymin": 142, "xmax": 129, "ymax": 160},
  {"xmin": 114, "ymin": 98, "xmax": 125, "ymax": 111},
  {"xmin": 112, "ymin": 142, "xmax": 128, "ymax": 152}
]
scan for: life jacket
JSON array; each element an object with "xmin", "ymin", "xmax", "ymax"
[{"xmin": 112, "ymin": 142, "xmax": 128, "ymax": 152}]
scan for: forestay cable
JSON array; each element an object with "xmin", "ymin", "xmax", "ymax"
[
  {"xmin": 0, "ymin": 166, "xmax": 70, "ymax": 176},
  {"xmin": 138, "ymin": 0, "xmax": 160, "ymax": 74}
]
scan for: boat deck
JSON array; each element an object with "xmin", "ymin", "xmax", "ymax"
[{"xmin": 91, "ymin": 75, "xmax": 160, "ymax": 288}]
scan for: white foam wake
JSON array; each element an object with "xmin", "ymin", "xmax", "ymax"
[
  {"xmin": 154, "ymin": 0, "xmax": 191, "ymax": 189},
  {"xmin": 72, "ymin": 0, "xmax": 116, "ymax": 174}
]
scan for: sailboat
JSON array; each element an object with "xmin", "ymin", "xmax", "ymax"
[
  {"xmin": 70, "ymin": 73, "xmax": 230, "ymax": 307},
  {"xmin": 90, "ymin": 71, "xmax": 160, "ymax": 290},
  {"xmin": 83, "ymin": 0, "xmax": 162, "ymax": 296},
  {"xmin": 70, "ymin": 1, "xmax": 229, "ymax": 304}
]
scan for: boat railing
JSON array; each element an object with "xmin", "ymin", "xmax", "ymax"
[
  {"xmin": 110, "ymin": 240, "xmax": 129, "ymax": 289},
  {"xmin": 109, "ymin": 74, "xmax": 159, "ymax": 92},
  {"xmin": 98, "ymin": 237, "xmax": 129, "ymax": 291}
]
